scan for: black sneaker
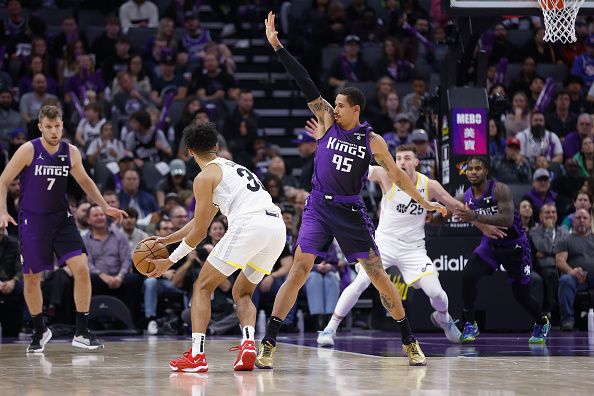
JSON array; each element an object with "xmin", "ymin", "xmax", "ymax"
[
  {"xmin": 27, "ymin": 328, "xmax": 52, "ymax": 353},
  {"xmin": 72, "ymin": 331, "xmax": 104, "ymax": 350}
]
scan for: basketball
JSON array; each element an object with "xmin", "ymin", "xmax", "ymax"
[
  {"xmin": 540, "ymin": 0, "xmax": 564, "ymax": 10},
  {"xmin": 133, "ymin": 239, "xmax": 169, "ymax": 276}
]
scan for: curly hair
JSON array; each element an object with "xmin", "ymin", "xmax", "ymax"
[{"xmin": 183, "ymin": 121, "xmax": 219, "ymax": 154}]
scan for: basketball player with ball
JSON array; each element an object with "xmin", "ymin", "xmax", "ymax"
[
  {"xmin": 0, "ymin": 105, "xmax": 127, "ymax": 353},
  {"xmin": 142, "ymin": 121, "xmax": 286, "ymax": 373}
]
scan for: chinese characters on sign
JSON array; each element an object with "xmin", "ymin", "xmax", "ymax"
[{"xmin": 452, "ymin": 108, "xmax": 487, "ymax": 155}]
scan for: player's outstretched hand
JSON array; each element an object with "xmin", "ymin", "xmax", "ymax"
[
  {"xmin": 0, "ymin": 213, "xmax": 17, "ymax": 228},
  {"xmin": 423, "ymin": 201, "xmax": 447, "ymax": 217},
  {"xmin": 104, "ymin": 207, "xmax": 128, "ymax": 224},
  {"xmin": 146, "ymin": 257, "xmax": 174, "ymax": 278},
  {"xmin": 453, "ymin": 204, "xmax": 477, "ymax": 222},
  {"xmin": 478, "ymin": 224, "xmax": 507, "ymax": 239},
  {"xmin": 304, "ymin": 118, "xmax": 318, "ymax": 138},
  {"xmin": 264, "ymin": 11, "xmax": 281, "ymax": 49}
]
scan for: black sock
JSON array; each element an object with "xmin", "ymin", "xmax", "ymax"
[
  {"xmin": 462, "ymin": 309, "xmax": 475, "ymax": 323},
  {"xmin": 396, "ymin": 316, "xmax": 415, "ymax": 345},
  {"xmin": 31, "ymin": 314, "xmax": 47, "ymax": 333},
  {"xmin": 76, "ymin": 312, "xmax": 89, "ymax": 335},
  {"xmin": 262, "ymin": 316, "xmax": 283, "ymax": 347}
]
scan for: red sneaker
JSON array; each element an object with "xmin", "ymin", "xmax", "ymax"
[
  {"xmin": 230, "ymin": 340, "xmax": 257, "ymax": 371},
  {"xmin": 169, "ymin": 347, "xmax": 208, "ymax": 372}
]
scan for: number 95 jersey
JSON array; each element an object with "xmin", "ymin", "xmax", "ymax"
[
  {"xmin": 376, "ymin": 172, "xmax": 430, "ymax": 243},
  {"xmin": 205, "ymin": 158, "xmax": 280, "ymax": 222}
]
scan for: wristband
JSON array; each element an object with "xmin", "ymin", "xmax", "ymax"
[{"xmin": 169, "ymin": 238, "xmax": 195, "ymax": 263}]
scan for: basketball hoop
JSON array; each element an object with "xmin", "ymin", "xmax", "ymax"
[{"xmin": 538, "ymin": 0, "xmax": 585, "ymax": 43}]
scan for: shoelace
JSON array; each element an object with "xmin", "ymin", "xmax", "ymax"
[
  {"xmin": 261, "ymin": 342, "xmax": 274, "ymax": 356},
  {"xmin": 409, "ymin": 342, "xmax": 423, "ymax": 357}
]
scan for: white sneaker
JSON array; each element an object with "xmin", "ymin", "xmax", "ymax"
[
  {"xmin": 221, "ymin": 23, "xmax": 236, "ymax": 37},
  {"xmin": 147, "ymin": 320, "xmax": 158, "ymax": 335},
  {"xmin": 317, "ymin": 329, "xmax": 335, "ymax": 347},
  {"xmin": 430, "ymin": 311, "xmax": 461, "ymax": 344}
]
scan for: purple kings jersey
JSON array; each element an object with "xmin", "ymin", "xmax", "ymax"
[
  {"xmin": 20, "ymin": 139, "xmax": 70, "ymax": 214},
  {"xmin": 464, "ymin": 180, "xmax": 525, "ymax": 244},
  {"xmin": 312, "ymin": 122, "xmax": 373, "ymax": 196}
]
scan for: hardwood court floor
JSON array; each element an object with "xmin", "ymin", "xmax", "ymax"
[{"xmin": 1, "ymin": 332, "xmax": 594, "ymax": 395}]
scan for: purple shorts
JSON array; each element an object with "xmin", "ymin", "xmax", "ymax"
[
  {"xmin": 473, "ymin": 236, "xmax": 532, "ymax": 285},
  {"xmin": 19, "ymin": 209, "xmax": 86, "ymax": 274},
  {"xmin": 296, "ymin": 191, "xmax": 379, "ymax": 262}
]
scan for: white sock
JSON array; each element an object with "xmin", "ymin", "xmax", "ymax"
[
  {"xmin": 242, "ymin": 326, "xmax": 255, "ymax": 342},
  {"xmin": 192, "ymin": 332, "xmax": 205, "ymax": 356},
  {"xmin": 436, "ymin": 311, "xmax": 450, "ymax": 323},
  {"xmin": 325, "ymin": 315, "xmax": 342, "ymax": 333}
]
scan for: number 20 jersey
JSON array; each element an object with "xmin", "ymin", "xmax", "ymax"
[
  {"xmin": 376, "ymin": 172, "xmax": 430, "ymax": 243},
  {"xmin": 312, "ymin": 122, "xmax": 373, "ymax": 196},
  {"xmin": 205, "ymin": 157, "xmax": 280, "ymax": 223}
]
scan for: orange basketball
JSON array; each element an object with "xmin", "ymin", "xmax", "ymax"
[
  {"xmin": 133, "ymin": 239, "xmax": 169, "ymax": 276},
  {"xmin": 540, "ymin": 0, "xmax": 564, "ymax": 10}
]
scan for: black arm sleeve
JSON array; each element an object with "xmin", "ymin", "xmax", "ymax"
[{"xmin": 275, "ymin": 47, "xmax": 321, "ymax": 102}]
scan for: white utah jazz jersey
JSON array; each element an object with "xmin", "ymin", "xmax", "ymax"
[
  {"xmin": 376, "ymin": 172, "xmax": 430, "ymax": 243},
  {"xmin": 206, "ymin": 157, "xmax": 280, "ymax": 222}
]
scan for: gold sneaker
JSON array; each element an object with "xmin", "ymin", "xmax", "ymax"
[
  {"xmin": 402, "ymin": 340, "xmax": 427, "ymax": 366},
  {"xmin": 255, "ymin": 341, "xmax": 276, "ymax": 369}
]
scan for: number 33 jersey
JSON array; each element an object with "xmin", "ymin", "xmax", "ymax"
[
  {"xmin": 376, "ymin": 172, "xmax": 430, "ymax": 243},
  {"xmin": 205, "ymin": 158, "xmax": 280, "ymax": 222}
]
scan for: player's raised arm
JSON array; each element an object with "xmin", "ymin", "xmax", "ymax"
[
  {"xmin": 369, "ymin": 132, "xmax": 446, "ymax": 215},
  {"xmin": 265, "ymin": 11, "xmax": 334, "ymax": 139},
  {"xmin": 0, "ymin": 142, "xmax": 34, "ymax": 226},
  {"xmin": 68, "ymin": 144, "xmax": 127, "ymax": 223}
]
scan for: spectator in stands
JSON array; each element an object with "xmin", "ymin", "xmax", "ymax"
[
  {"xmin": 19, "ymin": 74, "xmax": 58, "ymax": 124},
  {"xmin": 294, "ymin": 132, "xmax": 316, "ymax": 192},
  {"xmin": 409, "ymin": 16, "xmax": 435, "ymax": 72},
  {"xmin": 59, "ymin": 39, "xmax": 87, "ymax": 86},
  {"xmin": 85, "ymin": 205, "xmax": 143, "ymax": 318},
  {"xmin": 156, "ymin": 159, "xmax": 193, "ymax": 208},
  {"xmin": 169, "ymin": 205, "xmax": 189, "ymax": 232},
  {"xmin": 564, "ymin": 113, "xmax": 593, "ymax": 159},
  {"xmin": 266, "ymin": 156, "xmax": 300, "ymax": 189},
  {"xmin": 315, "ymin": 0, "xmax": 351, "ymax": 47},
  {"xmin": 263, "ymin": 174, "xmax": 286, "ymax": 204},
  {"xmin": 146, "ymin": 17, "xmax": 178, "ymax": 55},
  {"xmin": 489, "ymin": 117, "xmax": 507, "ymax": 158},
  {"xmin": 127, "ymin": 55, "xmax": 152, "ymax": 94},
  {"xmin": 0, "ymin": 0, "xmax": 28, "ymax": 42},
  {"xmin": 143, "ymin": 218, "xmax": 183, "ymax": 334},
  {"xmin": 545, "ymin": 90, "xmax": 578, "ymax": 139},
  {"xmin": 523, "ymin": 168, "xmax": 562, "ymax": 221},
  {"xmin": 118, "ymin": 168, "xmax": 159, "ymax": 220},
  {"xmin": 384, "ymin": 112, "xmax": 413, "ymax": 153},
  {"xmin": 119, "ymin": 0, "xmax": 159, "ymax": 33},
  {"xmin": 74, "ymin": 201, "xmax": 91, "ymax": 236},
  {"xmin": 191, "ymin": 53, "xmax": 239, "ymax": 101},
  {"xmin": 571, "ymin": 34, "xmax": 594, "ymax": 89},
  {"xmin": 574, "ymin": 136, "xmax": 594, "ymax": 177},
  {"xmin": 509, "ymin": 57, "xmax": 537, "ymax": 97},
  {"xmin": 150, "ymin": 51, "xmax": 188, "ymax": 106},
  {"xmin": 0, "ymin": 88, "xmax": 25, "ymax": 147},
  {"xmin": 565, "ymin": 76, "xmax": 588, "ymax": 115},
  {"xmin": 490, "ymin": 137, "xmax": 532, "ymax": 184},
  {"xmin": 75, "ymin": 103, "xmax": 106, "ymax": 151},
  {"xmin": 402, "ymin": 76, "xmax": 427, "ymax": 124},
  {"xmin": 367, "ymin": 77, "xmax": 395, "ymax": 120},
  {"xmin": 121, "ymin": 207, "xmax": 149, "ymax": 251},
  {"xmin": 556, "ymin": 209, "xmax": 594, "ymax": 331},
  {"xmin": 112, "ymin": 71, "xmax": 153, "ymax": 117},
  {"xmin": 410, "ymin": 129, "xmax": 435, "ymax": 179},
  {"xmin": 102, "ymin": 37, "xmax": 133, "ymax": 86},
  {"xmin": 126, "ymin": 109, "xmax": 172, "ymax": 163},
  {"xmin": 524, "ymin": 28, "xmax": 561, "ymax": 64},
  {"xmin": 520, "ymin": 199, "xmax": 535, "ymax": 233},
  {"xmin": 504, "ymin": 91, "xmax": 531, "ymax": 137},
  {"xmin": 352, "ymin": 6, "xmax": 386, "ymax": 43},
  {"xmin": 19, "ymin": 56, "xmax": 59, "ymax": 96},
  {"xmin": 534, "ymin": 154, "xmax": 564, "ymax": 181},
  {"xmin": 489, "ymin": 23, "xmax": 519, "ymax": 64},
  {"xmin": 30, "ymin": 37, "xmax": 57, "ymax": 79},
  {"xmin": 91, "ymin": 15, "xmax": 121, "ymax": 68},
  {"xmin": 561, "ymin": 192, "xmax": 592, "ymax": 231},
  {"xmin": 376, "ymin": 36, "xmax": 414, "ymax": 82},
  {"xmin": 51, "ymin": 16, "xmax": 89, "ymax": 61},
  {"xmin": 64, "ymin": 54, "xmax": 105, "ymax": 104},
  {"xmin": 527, "ymin": 76, "xmax": 544, "ymax": 109},
  {"xmin": 86, "ymin": 122, "xmax": 126, "ymax": 167},
  {"xmin": 103, "ymin": 191, "xmax": 121, "ymax": 210},
  {"xmin": 553, "ymin": 158, "xmax": 587, "ymax": 204},
  {"xmin": 372, "ymin": 91, "xmax": 401, "ymax": 134},
  {"xmin": 530, "ymin": 203, "xmax": 568, "ymax": 318},
  {"xmin": 0, "ymin": 223, "xmax": 23, "ymax": 336},
  {"xmin": 517, "ymin": 111, "xmax": 563, "ymax": 165},
  {"xmin": 178, "ymin": 11, "xmax": 214, "ymax": 68},
  {"xmin": 327, "ymin": 35, "xmax": 374, "ymax": 91},
  {"xmin": 203, "ymin": 41, "xmax": 236, "ymax": 76},
  {"xmin": 306, "ymin": 242, "xmax": 341, "ymax": 330},
  {"xmin": 223, "ymin": 89, "xmax": 259, "ymax": 146}
]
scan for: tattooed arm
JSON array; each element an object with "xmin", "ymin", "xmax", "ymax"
[
  {"xmin": 477, "ymin": 182, "xmax": 515, "ymax": 227},
  {"xmin": 369, "ymin": 132, "xmax": 446, "ymax": 215},
  {"xmin": 307, "ymin": 97, "xmax": 336, "ymax": 139}
]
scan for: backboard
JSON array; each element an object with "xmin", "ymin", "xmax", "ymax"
[{"xmin": 445, "ymin": 0, "xmax": 594, "ymax": 15}]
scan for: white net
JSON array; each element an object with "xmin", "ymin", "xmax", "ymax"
[{"xmin": 538, "ymin": 0, "xmax": 585, "ymax": 43}]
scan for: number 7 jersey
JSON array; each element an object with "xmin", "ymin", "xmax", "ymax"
[{"xmin": 205, "ymin": 158, "xmax": 280, "ymax": 222}]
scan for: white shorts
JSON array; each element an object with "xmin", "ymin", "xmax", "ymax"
[
  {"xmin": 208, "ymin": 211, "xmax": 286, "ymax": 284},
  {"xmin": 375, "ymin": 235, "xmax": 435, "ymax": 286}
]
